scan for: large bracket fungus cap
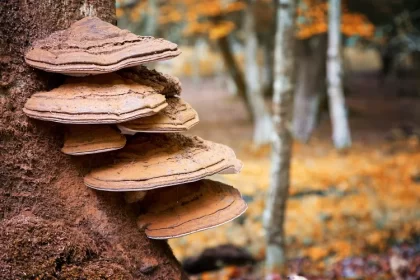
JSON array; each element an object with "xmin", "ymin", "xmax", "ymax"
[
  {"xmin": 137, "ymin": 179, "xmax": 248, "ymax": 239},
  {"xmin": 61, "ymin": 125, "xmax": 126, "ymax": 156},
  {"xmin": 25, "ymin": 17, "xmax": 181, "ymax": 76},
  {"xmin": 23, "ymin": 73, "xmax": 167, "ymax": 124},
  {"xmin": 84, "ymin": 134, "xmax": 242, "ymax": 192},
  {"xmin": 117, "ymin": 97, "xmax": 199, "ymax": 135}
]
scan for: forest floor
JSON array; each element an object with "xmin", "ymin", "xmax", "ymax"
[{"xmin": 168, "ymin": 71, "xmax": 420, "ymax": 279}]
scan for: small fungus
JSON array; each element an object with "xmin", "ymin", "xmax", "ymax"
[
  {"xmin": 84, "ymin": 134, "xmax": 242, "ymax": 192},
  {"xmin": 137, "ymin": 179, "xmax": 248, "ymax": 239},
  {"xmin": 118, "ymin": 97, "xmax": 199, "ymax": 135},
  {"xmin": 25, "ymin": 17, "xmax": 181, "ymax": 76},
  {"xmin": 23, "ymin": 73, "xmax": 168, "ymax": 124},
  {"xmin": 125, "ymin": 191, "xmax": 148, "ymax": 204},
  {"xmin": 61, "ymin": 125, "xmax": 126, "ymax": 156}
]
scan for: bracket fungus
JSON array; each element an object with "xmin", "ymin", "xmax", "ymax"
[
  {"xmin": 61, "ymin": 125, "xmax": 126, "ymax": 156},
  {"xmin": 137, "ymin": 180, "xmax": 247, "ymax": 239},
  {"xmin": 118, "ymin": 66, "xmax": 182, "ymax": 97},
  {"xmin": 25, "ymin": 17, "xmax": 181, "ymax": 76},
  {"xmin": 23, "ymin": 16, "xmax": 246, "ymax": 241},
  {"xmin": 23, "ymin": 73, "xmax": 168, "ymax": 124},
  {"xmin": 118, "ymin": 97, "xmax": 199, "ymax": 134},
  {"xmin": 84, "ymin": 134, "xmax": 242, "ymax": 192}
]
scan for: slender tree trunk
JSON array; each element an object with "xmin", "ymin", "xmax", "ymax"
[
  {"xmin": 413, "ymin": 51, "xmax": 420, "ymax": 96},
  {"xmin": 293, "ymin": 35, "xmax": 327, "ymax": 142},
  {"xmin": 217, "ymin": 35, "xmax": 253, "ymax": 120},
  {"xmin": 245, "ymin": 0, "xmax": 273, "ymax": 144},
  {"xmin": 263, "ymin": 0, "xmax": 297, "ymax": 276},
  {"xmin": 262, "ymin": 39, "xmax": 275, "ymax": 97},
  {"xmin": 262, "ymin": 14, "xmax": 276, "ymax": 98},
  {"xmin": 327, "ymin": 0, "xmax": 351, "ymax": 149},
  {"xmin": 0, "ymin": 1, "xmax": 185, "ymax": 279}
]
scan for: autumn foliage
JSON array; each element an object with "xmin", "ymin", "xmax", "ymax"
[
  {"xmin": 117, "ymin": 0, "xmax": 375, "ymax": 42},
  {"xmin": 297, "ymin": 0, "xmax": 375, "ymax": 39}
]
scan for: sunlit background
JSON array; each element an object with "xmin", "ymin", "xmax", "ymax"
[{"xmin": 116, "ymin": 0, "xmax": 420, "ymax": 278}]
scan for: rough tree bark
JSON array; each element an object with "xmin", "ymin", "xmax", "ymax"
[
  {"xmin": 293, "ymin": 35, "xmax": 327, "ymax": 142},
  {"xmin": 327, "ymin": 0, "xmax": 351, "ymax": 149},
  {"xmin": 263, "ymin": 0, "xmax": 297, "ymax": 276},
  {"xmin": 0, "ymin": 1, "xmax": 186, "ymax": 279},
  {"xmin": 245, "ymin": 0, "xmax": 273, "ymax": 144}
]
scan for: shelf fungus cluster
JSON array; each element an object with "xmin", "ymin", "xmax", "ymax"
[{"xmin": 23, "ymin": 17, "xmax": 247, "ymax": 239}]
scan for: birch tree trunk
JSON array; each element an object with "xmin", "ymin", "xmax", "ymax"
[
  {"xmin": 245, "ymin": 0, "xmax": 273, "ymax": 144},
  {"xmin": 0, "ymin": 1, "xmax": 185, "ymax": 278},
  {"xmin": 263, "ymin": 0, "xmax": 297, "ymax": 276},
  {"xmin": 327, "ymin": 0, "xmax": 351, "ymax": 149}
]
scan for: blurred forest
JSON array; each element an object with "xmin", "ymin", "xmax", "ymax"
[{"xmin": 117, "ymin": 0, "xmax": 420, "ymax": 279}]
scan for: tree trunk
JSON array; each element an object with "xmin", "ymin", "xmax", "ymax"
[
  {"xmin": 413, "ymin": 51, "xmax": 420, "ymax": 96},
  {"xmin": 0, "ymin": 1, "xmax": 185, "ymax": 279},
  {"xmin": 217, "ymin": 35, "xmax": 253, "ymax": 120},
  {"xmin": 245, "ymin": 0, "xmax": 273, "ymax": 145},
  {"xmin": 263, "ymin": 0, "xmax": 297, "ymax": 276},
  {"xmin": 261, "ymin": 19, "xmax": 276, "ymax": 98},
  {"xmin": 327, "ymin": 0, "xmax": 351, "ymax": 149},
  {"xmin": 293, "ymin": 35, "xmax": 327, "ymax": 142}
]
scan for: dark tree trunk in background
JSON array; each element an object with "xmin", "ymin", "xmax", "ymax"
[
  {"xmin": 413, "ymin": 51, "xmax": 420, "ymax": 96},
  {"xmin": 261, "ymin": 13, "xmax": 276, "ymax": 98},
  {"xmin": 293, "ymin": 35, "xmax": 327, "ymax": 142},
  {"xmin": 0, "ymin": 1, "xmax": 185, "ymax": 279},
  {"xmin": 217, "ymin": 36, "xmax": 253, "ymax": 120}
]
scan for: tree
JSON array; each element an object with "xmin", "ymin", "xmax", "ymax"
[
  {"xmin": 0, "ymin": 1, "xmax": 186, "ymax": 278},
  {"xmin": 263, "ymin": 0, "xmax": 297, "ymax": 276},
  {"xmin": 293, "ymin": 0, "xmax": 374, "ymax": 143},
  {"xmin": 293, "ymin": 34, "xmax": 327, "ymax": 142},
  {"xmin": 327, "ymin": 0, "xmax": 351, "ymax": 149},
  {"xmin": 244, "ymin": 0, "xmax": 273, "ymax": 144}
]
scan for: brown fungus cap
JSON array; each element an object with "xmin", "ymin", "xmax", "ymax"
[
  {"xmin": 137, "ymin": 179, "xmax": 247, "ymax": 239},
  {"xmin": 25, "ymin": 17, "xmax": 181, "ymax": 76},
  {"xmin": 117, "ymin": 97, "xmax": 199, "ymax": 135},
  {"xmin": 61, "ymin": 125, "xmax": 126, "ymax": 156},
  {"xmin": 118, "ymin": 66, "xmax": 182, "ymax": 97},
  {"xmin": 84, "ymin": 134, "xmax": 242, "ymax": 192},
  {"xmin": 23, "ymin": 73, "xmax": 167, "ymax": 124}
]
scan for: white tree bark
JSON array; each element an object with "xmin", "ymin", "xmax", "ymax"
[
  {"xmin": 327, "ymin": 0, "xmax": 351, "ymax": 149},
  {"xmin": 245, "ymin": 0, "xmax": 273, "ymax": 145},
  {"xmin": 263, "ymin": 0, "xmax": 297, "ymax": 276}
]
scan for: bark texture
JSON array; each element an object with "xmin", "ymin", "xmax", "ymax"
[
  {"xmin": 263, "ymin": 0, "xmax": 297, "ymax": 275},
  {"xmin": 327, "ymin": 0, "xmax": 351, "ymax": 149},
  {"xmin": 293, "ymin": 35, "xmax": 327, "ymax": 142},
  {"xmin": 0, "ymin": 1, "xmax": 185, "ymax": 279},
  {"xmin": 245, "ymin": 0, "xmax": 273, "ymax": 145}
]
